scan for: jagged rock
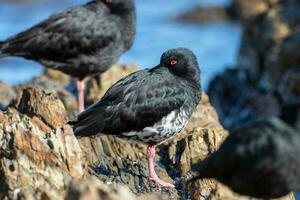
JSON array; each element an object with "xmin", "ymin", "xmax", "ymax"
[
  {"xmin": 0, "ymin": 87, "xmax": 86, "ymax": 200},
  {"xmin": 7, "ymin": 71, "xmax": 77, "ymax": 120},
  {"xmin": 65, "ymin": 176, "xmax": 172, "ymax": 200},
  {"xmin": 65, "ymin": 177, "xmax": 135, "ymax": 200},
  {"xmin": 17, "ymin": 87, "xmax": 67, "ymax": 129},
  {"xmin": 0, "ymin": 82, "xmax": 16, "ymax": 110},
  {"xmin": 26, "ymin": 75, "xmax": 78, "ymax": 119}
]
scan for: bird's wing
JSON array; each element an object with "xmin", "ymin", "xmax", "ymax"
[
  {"xmin": 0, "ymin": 2, "xmax": 119, "ymax": 60},
  {"xmin": 73, "ymin": 69, "xmax": 186, "ymax": 137}
]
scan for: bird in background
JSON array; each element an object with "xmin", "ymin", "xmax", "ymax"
[
  {"xmin": 0, "ymin": 0, "xmax": 136, "ymax": 112},
  {"xmin": 184, "ymin": 104, "xmax": 300, "ymax": 199},
  {"xmin": 71, "ymin": 48, "xmax": 202, "ymax": 187},
  {"xmin": 280, "ymin": 103, "xmax": 300, "ymax": 132}
]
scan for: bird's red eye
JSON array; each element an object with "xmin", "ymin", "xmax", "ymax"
[
  {"xmin": 170, "ymin": 60, "xmax": 177, "ymax": 66},
  {"xmin": 106, "ymin": 0, "xmax": 112, "ymax": 3}
]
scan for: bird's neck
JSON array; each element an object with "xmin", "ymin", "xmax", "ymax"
[
  {"xmin": 183, "ymin": 68, "xmax": 202, "ymax": 101},
  {"xmin": 187, "ymin": 80, "xmax": 202, "ymax": 107}
]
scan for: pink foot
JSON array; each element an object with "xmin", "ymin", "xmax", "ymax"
[
  {"xmin": 147, "ymin": 145, "xmax": 175, "ymax": 188},
  {"xmin": 149, "ymin": 176, "xmax": 175, "ymax": 188},
  {"xmin": 76, "ymin": 79, "xmax": 85, "ymax": 113}
]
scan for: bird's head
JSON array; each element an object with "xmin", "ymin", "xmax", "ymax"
[
  {"xmin": 100, "ymin": 0, "xmax": 135, "ymax": 14},
  {"xmin": 160, "ymin": 48, "xmax": 201, "ymax": 84}
]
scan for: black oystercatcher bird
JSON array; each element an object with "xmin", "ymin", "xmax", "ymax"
[
  {"xmin": 0, "ymin": 0, "xmax": 136, "ymax": 112},
  {"xmin": 72, "ymin": 48, "xmax": 202, "ymax": 187},
  {"xmin": 184, "ymin": 104, "xmax": 300, "ymax": 198}
]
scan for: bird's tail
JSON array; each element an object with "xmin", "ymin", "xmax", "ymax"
[{"xmin": 68, "ymin": 114, "xmax": 103, "ymax": 139}]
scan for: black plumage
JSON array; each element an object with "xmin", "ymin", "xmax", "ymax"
[
  {"xmin": 72, "ymin": 48, "xmax": 202, "ymax": 187},
  {"xmin": 0, "ymin": 0, "xmax": 136, "ymax": 112},
  {"xmin": 73, "ymin": 48, "xmax": 201, "ymax": 143},
  {"xmin": 0, "ymin": 0, "xmax": 136, "ymax": 79},
  {"xmin": 280, "ymin": 103, "xmax": 300, "ymax": 131},
  {"xmin": 184, "ymin": 104, "xmax": 300, "ymax": 198}
]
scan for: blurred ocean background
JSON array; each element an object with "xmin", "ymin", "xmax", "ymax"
[{"xmin": 0, "ymin": 0, "xmax": 241, "ymax": 89}]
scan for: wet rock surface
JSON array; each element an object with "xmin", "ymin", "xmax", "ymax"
[
  {"xmin": 0, "ymin": 65, "xmax": 295, "ymax": 200},
  {"xmin": 207, "ymin": 0, "xmax": 300, "ymax": 129}
]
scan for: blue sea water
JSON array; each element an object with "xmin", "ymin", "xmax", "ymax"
[{"xmin": 0, "ymin": 0, "xmax": 241, "ymax": 89}]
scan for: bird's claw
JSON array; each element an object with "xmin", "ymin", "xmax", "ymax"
[{"xmin": 149, "ymin": 177, "xmax": 175, "ymax": 188}]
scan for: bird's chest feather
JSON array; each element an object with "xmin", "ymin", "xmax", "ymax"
[{"xmin": 121, "ymin": 107, "xmax": 191, "ymax": 144}]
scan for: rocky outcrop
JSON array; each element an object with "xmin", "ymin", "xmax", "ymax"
[
  {"xmin": 175, "ymin": 0, "xmax": 289, "ymax": 24},
  {"xmin": 65, "ymin": 177, "xmax": 136, "ymax": 200},
  {"xmin": 175, "ymin": 6, "xmax": 232, "ymax": 23},
  {"xmin": 0, "ymin": 87, "xmax": 85, "ymax": 200},
  {"xmin": 229, "ymin": 0, "xmax": 279, "ymax": 21},
  {"xmin": 208, "ymin": 0, "xmax": 300, "ymax": 129},
  {"xmin": 0, "ymin": 65, "xmax": 295, "ymax": 200}
]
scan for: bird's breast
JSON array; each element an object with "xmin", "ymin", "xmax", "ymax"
[{"xmin": 121, "ymin": 106, "xmax": 191, "ymax": 144}]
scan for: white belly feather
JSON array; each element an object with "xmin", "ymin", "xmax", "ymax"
[{"xmin": 121, "ymin": 107, "xmax": 190, "ymax": 144}]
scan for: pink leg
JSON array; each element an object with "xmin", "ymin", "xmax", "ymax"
[
  {"xmin": 147, "ymin": 145, "xmax": 175, "ymax": 188},
  {"xmin": 76, "ymin": 79, "xmax": 85, "ymax": 113}
]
